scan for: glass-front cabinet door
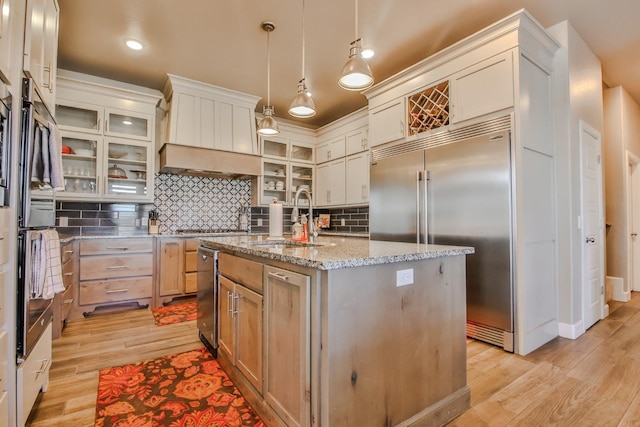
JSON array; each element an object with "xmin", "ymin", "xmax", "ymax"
[
  {"xmin": 56, "ymin": 100, "xmax": 103, "ymax": 134},
  {"xmin": 60, "ymin": 131, "xmax": 101, "ymax": 198},
  {"xmin": 103, "ymin": 139, "xmax": 152, "ymax": 201},
  {"xmin": 290, "ymin": 163, "xmax": 313, "ymax": 206},
  {"xmin": 262, "ymin": 137, "xmax": 288, "ymax": 161},
  {"xmin": 261, "ymin": 159, "xmax": 288, "ymax": 205},
  {"xmin": 104, "ymin": 108, "xmax": 153, "ymax": 141},
  {"xmin": 290, "ymin": 143, "xmax": 313, "ymax": 163}
]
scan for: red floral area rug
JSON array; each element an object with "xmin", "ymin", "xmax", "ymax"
[
  {"xmin": 151, "ymin": 301, "xmax": 197, "ymax": 326},
  {"xmin": 95, "ymin": 347, "xmax": 266, "ymax": 426}
]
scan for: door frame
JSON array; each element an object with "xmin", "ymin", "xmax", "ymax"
[
  {"xmin": 627, "ymin": 150, "xmax": 640, "ymax": 293},
  {"xmin": 579, "ymin": 120, "xmax": 606, "ymax": 325}
]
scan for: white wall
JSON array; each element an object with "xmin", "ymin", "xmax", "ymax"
[
  {"xmin": 547, "ymin": 21, "xmax": 603, "ymax": 338},
  {"xmin": 603, "ymin": 86, "xmax": 640, "ymax": 291}
]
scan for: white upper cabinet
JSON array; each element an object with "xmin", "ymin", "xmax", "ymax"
[
  {"xmin": 0, "ymin": 0, "xmax": 17, "ymax": 83},
  {"xmin": 316, "ymin": 136, "xmax": 345, "ymax": 164},
  {"xmin": 369, "ymin": 98, "xmax": 405, "ymax": 147},
  {"xmin": 56, "ymin": 70, "xmax": 162, "ymax": 202},
  {"xmin": 346, "ymin": 152, "xmax": 369, "ymax": 205},
  {"xmin": 449, "ymin": 51, "xmax": 514, "ymax": 124},
  {"xmin": 346, "ymin": 126, "xmax": 368, "ymax": 155},
  {"xmin": 23, "ymin": 0, "xmax": 59, "ymax": 112},
  {"xmin": 162, "ymin": 74, "xmax": 260, "ymax": 155}
]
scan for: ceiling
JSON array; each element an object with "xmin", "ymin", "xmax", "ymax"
[{"xmin": 57, "ymin": 0, "xmax": 640, "ymax": 129}]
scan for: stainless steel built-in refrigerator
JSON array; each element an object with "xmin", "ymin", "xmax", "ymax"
[{"xmin": 370, "ymin": 123, "xmax": 514, "ymax": 351}]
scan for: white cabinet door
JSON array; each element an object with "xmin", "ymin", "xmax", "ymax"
[
  {"xmin": 450, "ymin": 50, "xmax": 514, "ymax": 124},
  {"xmin": 105, "ymin": 108, "xmax": 153, "ymax": 141},
  {"xmin": 346, "ymin": 126, "xmax": 368, "ymax": 155},
  {"xmin": 316, "ymin": 136, "xmax": 345, "ymax": 164},
  {"xmin": 346, "ymin": 152, "xmax": 369, "ymax": 204},
  {"xmin": 369, "ymin": 98, "xmax": 405, "ymax": 147},
  {"xmin": 0, "ymin": 0, "xmax": 16, "ymax": 83},
  {"xmin": 24, "ymin": 0, "xmax": 58, "ymax": 111},
  {"xmin": 316, "ymin": 160, "xmax": 345, "ymax": 206},
  {"xmin": 55, "ymin": 99, "xmax": 104, "ymax": 134}
]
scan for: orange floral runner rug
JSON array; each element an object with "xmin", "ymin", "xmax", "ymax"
[
  {"xmin": 95, "ymin": 347, "xmax": 266, "ymax": 426},
  {"xmin": 151, "ymin": 301, "xmax": 197, "ymax": 326}
]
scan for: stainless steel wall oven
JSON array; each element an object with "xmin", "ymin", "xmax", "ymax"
[{"xmin": 16, "ymin": 77, "xmax": 57, "ymax": 360}]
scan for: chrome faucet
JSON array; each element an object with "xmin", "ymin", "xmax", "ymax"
[{"xmin": 291, "ymin": 188, "xmax": 317, "ymax": 242}]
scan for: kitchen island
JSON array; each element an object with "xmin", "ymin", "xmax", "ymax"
[{"xmin": 200, "ymin": 235, "xmax": 474, "ymax": 427}]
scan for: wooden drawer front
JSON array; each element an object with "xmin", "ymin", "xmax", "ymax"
[
  {"xmin": 185, "ymin": 239, "xmax": 199, "ymax": 251},
  {"xmin": 185, "ymin": 272, "xmax": 197, "ymax": 293},
  {"xmin": 80, "ymin": 239, "xmax": 153, "ymax": 255},
  {"xmin": 62, "ymin": 258, "xmax": 75, "ymax": 288},
  {"xmin": 18, "ymin": 323, "xmax": 52, "ymax": 427},
  {"xmin": 219, "ymin": 253, "xmax": 263, "ymax": 294},
  {"xmin": 0, "ymin": 331, "xmax": 7, "ymax": 391},
  {"xmin": 79, "ymin": 277, "xmax": 153, "ymax": 306},
  {"xmin": 61, "ymin": 242, "xmax": 76, "ymax": 263},
  {"xmin": 62, "ymin": 283, "xmax": 74, "ymax": 320},
  {"xmin": 0, "ymin": 270, "xmax": 5, "ymax": 329},
  {"xmin": 185, "ymin": 251, "xmax": 197, "ymax": 272},
  {"xmin": 80, "ymin": 253, "xmax": 153, "ymax": 281},
  {"xmin": 0, "ymin": 391, "xmax": 7, "ymax": 426}
]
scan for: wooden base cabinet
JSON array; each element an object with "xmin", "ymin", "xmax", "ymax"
[
  {"xmin": 70, "ymin": 238, "xmax": 153, "ymax": 319},
  {"xmin": 264, "ymin": 265, "xmax": 311, "ymax": 427},
  {"xmin": 218, "ymin": 254, "xmax": 264, "ymax": 393},
  {"xmin": 156, "ymin": 238, "xmax": 199, "ymax": 306}
]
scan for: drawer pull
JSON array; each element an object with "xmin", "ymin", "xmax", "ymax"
[
  {"xmin": 64, "ymin": 272, "xmax": 73, "ymax": 276},
  {"xmin": 106, "ymin": 289, "xmax": 129, "ymax": 294},
  {"xmin": 106, "ymin": 246, "xmax": 130, "ymax": 251},
  {"xmin": 64, "ymin": 249, "xmax": 74, "ymax": 254},
  {"xmin": 64, "ymin": 298, "xmax": 74, "ymax": 304},
  {"xmin": 35, "ymin": 358, "xmax": 51, "ymax": 374},
  {"xmin": 106, "ymin": 265, "xmax": 129, "ymax": 270},
  {"xmin": 268, "ymin": 272, "xmax": 289, "ymax": 281}
]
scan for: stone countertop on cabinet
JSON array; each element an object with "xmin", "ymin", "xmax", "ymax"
[{"xmin": 199, "ymin": 235, "xmax": 474, "ymax": 270}]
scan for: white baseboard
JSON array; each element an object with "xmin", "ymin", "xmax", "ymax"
[{"xmin": 558, "ymin": 320, "xmax": 585, "ymax": 339}]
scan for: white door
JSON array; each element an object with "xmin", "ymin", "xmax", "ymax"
[
  {"xmin": 629, "ymin": 154, "xmax": 640, "ymax": 291},
  {"xmin": 580, "ymin": 121, "xmax": 604, "ymax": 329}
]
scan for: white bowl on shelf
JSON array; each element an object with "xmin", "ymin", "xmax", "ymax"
[
  {"xmin": 108, "ymin": 149, "xmax": 127, "ymax": 159},
  {"xmin": 74, "ymin": 148, "xmax": 94, "ymax": 157}
]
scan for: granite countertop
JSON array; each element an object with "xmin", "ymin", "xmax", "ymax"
[{"xmin": 199, "ymin": 235, "xmax": 474, "ymax": 270}]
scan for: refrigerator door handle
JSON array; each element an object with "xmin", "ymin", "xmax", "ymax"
[
  {"xmin": 424, "ymin": 170, "xmax": 429, "ymax": 244},
  {"xmin": 415, "ymin": 171, "xmax": 421, "ymax": 244}
]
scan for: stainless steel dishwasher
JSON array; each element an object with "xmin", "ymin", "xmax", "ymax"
[{"xmin": 196, "ymin": 246, "xmax": 219, "ymax": 357}]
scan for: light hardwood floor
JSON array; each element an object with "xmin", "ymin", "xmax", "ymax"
[{"xmin": 26, "ymin": 293, "xmax": 640, "ymax": 426}]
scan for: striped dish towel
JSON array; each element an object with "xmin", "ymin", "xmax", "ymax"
[{"xmin": 31, "ymin": 230, "xmax": 65, "ymax": 300}]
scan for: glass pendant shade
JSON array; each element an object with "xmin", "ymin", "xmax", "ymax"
[
  {"xmin": 289, "ymin": 79, "xmax": 316, "ymax": 118},
  {"xmin": 257, "ymin": 105, "xmax": 280, "ymax": 135},
  {"xmin": 339, "ymin": 41, "xmax": 374, "ymax": 91}
]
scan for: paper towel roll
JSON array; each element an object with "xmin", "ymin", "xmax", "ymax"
[{"xmin": 269, "ymin": 199, "xmax": 283, "ymax": 238}]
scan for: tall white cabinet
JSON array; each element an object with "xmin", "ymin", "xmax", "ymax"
[{"xmin": 364, "ymin": 10, "xmax": 560, "ymax": 355}]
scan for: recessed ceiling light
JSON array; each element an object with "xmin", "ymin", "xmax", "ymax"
[
  {"xmin": 125, "ymin": 39, "xmax": 144, "ymax": 51},
  {"xmin": 361, "ymin": 48, "xmax": 375, "ymax": 59}
]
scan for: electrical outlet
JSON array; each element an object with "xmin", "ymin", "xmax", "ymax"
[
  {"xmin": 58, "ymin": 216, "xmax": 68, "ymax": 227},
  {"xmin": 341, "ymin": 218, "xmax": 346, "ymax": 226},
  {"xmin": 396, "ymin": 269, "xmax": 414, "ymax": 287},
  {"xmin": 257, "ymin": 218, "xmax": 263, "ymax": 227}
]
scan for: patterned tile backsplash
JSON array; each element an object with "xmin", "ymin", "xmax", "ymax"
[
  {"xmin": 55, "ymin": 173, "xmax": 368, "ymax": 236},
  {"xmin": 56, "ymin": 174, "xmax": 252, "ymax": 235}
]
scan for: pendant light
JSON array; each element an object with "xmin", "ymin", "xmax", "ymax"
[
  {"xmin": 338, "ymin": 0, "xmax": 374, "ymax": 91},
  {"xmin": 257, "ymin": 21, "xmax": 280, "ymax": 136},
  {"xmin": 288, "ymin": 0, "xmax": 316, "ymax": 118}
]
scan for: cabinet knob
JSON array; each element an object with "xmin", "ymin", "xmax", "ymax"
[{"xmin": 585, "ymin": 236, "xmax": 595, "ymax": 243}]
